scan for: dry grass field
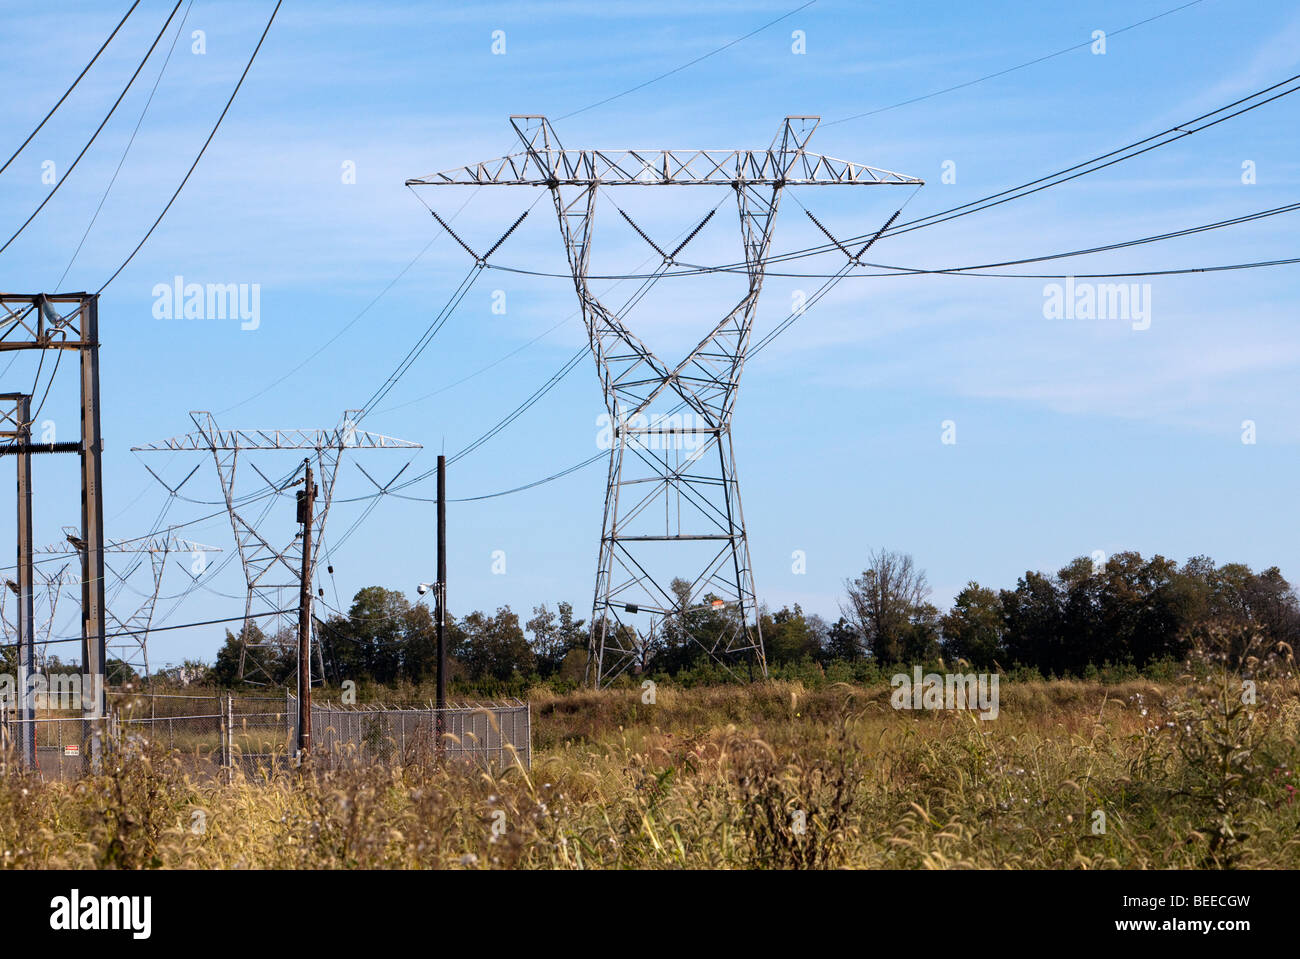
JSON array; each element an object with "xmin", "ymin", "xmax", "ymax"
[{"xmin": 2, "ymin": 644, "xmax": 1297, "ymax": 869}]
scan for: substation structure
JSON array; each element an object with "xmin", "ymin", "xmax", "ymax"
[
  {"xmin": 0, "ymin": 293, "xmax": 107, "ymax": 765},
  {"xmin": 408, "ymin": 116, "xmax": 922, "ymax": 686},
  {"xmin": 133, "ymin": 412, "xmax": 420, "ymax": 685}
]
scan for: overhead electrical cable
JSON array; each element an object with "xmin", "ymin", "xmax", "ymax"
[
  {"xmin": 0, "ymin": 0, "xmax": 142, "ymax": 177},
  {"xmin": 55, "ymin": 0, "xmax": 195, "ymax": 290},
  {"xmin": 96, "ymin": 0, "xmax": 283, "ymax": 293},
  {"xmin": 825, "ymin": 0, "xmax": 1209, "ymax": 125},
  {"xmin": 0, "ymin": 1, "xmax": 185, "ymax": 257}
]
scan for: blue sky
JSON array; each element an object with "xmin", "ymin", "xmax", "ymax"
[{"xmin": 1, "ymin": 0, "xmax": 1297, "ymax": 670}]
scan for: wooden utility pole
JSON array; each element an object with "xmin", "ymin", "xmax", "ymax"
[
  {"xmin": 296, "ymin": 462, "xmax": 316, "ymax": 756},
  {"xmin": 435, "ymin": 454, "xmax": 447, "ymax": 749},
  {"xmin": 436, "ymin": 455, "xmax": 447, "ymax": 709}
]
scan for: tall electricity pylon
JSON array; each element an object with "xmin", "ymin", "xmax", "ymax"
[
  {"xmin": 133, "ymin": 412, "xmax": 420, "ymax": 683},
  {"xmin": 408, "ymin": 115, "xmax": 922, "ymax": 686}
]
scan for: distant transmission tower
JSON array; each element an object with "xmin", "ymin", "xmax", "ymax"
[
  {"xmin": 409, "ymin": 115, "xmax": 921, "ymax": 686},
  {"xmin": 1, "ymin": 566, "xmax": 73, "ymax": 674},
  {"xmin": 36, "ymin": 529, "xmax": 222, "ymax": 683},
  {"xmin": 133, "ymin": 411, "xmax": 420, "ymax": 683}
]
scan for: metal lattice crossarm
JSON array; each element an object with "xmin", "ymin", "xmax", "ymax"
[
  {"xmin": 409, "ymin": 116, "xmax": 922, "ymax": 688},
  {"xmin": 131, "ymin": 412, "xmax": 421, "ymax": 452},
  {"xmin": 407, "ymin": 116, "xmax": 923, "ymax": 187},
  {"xmin": 37, "ymin": 528, "xmax": 224, "ymax": 555}
]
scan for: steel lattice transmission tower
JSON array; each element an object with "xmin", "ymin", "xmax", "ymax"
[
  {"xmin": 408, "ymin": 116, "xmax": 921, "ymax": 686},
  {"xmin": 133, "ymin": 412, "xmax": 420, "ymax": 683},
  {"xmin": 2, "ymin": 565, "xmax": 76, "ymax": 673},
  {"xmin": 34, "ymin": 528, "xmax": 222, "ymax": 683}
]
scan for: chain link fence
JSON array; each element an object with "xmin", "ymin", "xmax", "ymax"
[
  {"xmin": 0, "ymin": 716, "xmax": 92, "ymax": 781},
  {"xmin": 3, "ymin": 693, "xmax": 531, "ymax": 780},
  {"xmin": 302, "ymin": 698, "xmax": 531, "ymax": 772}
]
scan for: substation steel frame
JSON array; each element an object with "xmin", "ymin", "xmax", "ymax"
[
  {"xmin": 407, "ymin": 116, "xmax": 923, "ymax": 687},
  {"xmin": 0, "ymin": 294, "xmax": 107, "ymax": 763},
  {"xmin": 0, "ymin": 393, "xmax": 35, "ymax": 768}
]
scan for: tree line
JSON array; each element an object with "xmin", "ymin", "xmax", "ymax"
[{"xmin": 163, "ymin": 548, "xmax": 1299, "ymax": 691}]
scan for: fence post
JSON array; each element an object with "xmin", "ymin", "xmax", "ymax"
[
  {"xmin": 229, "ymin": 693, "xmax": 236, "ymax": 781},
  {"xmin": 220, "ymin": 693, "xmax": 228, "ymax": 780}
]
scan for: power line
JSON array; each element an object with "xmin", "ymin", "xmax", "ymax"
[
  {"xmin": 0, "ymin": 0, "xmax": 142, "ymax": 177},
  {"xmin": 349, "ymin": 76, "xmax": 1299, "ymax": 504},
  {"xmin": 196, "ymin": 3, "xmax": 811, "ymax": 423},
  {"xmin": 839, "ymin": 254, "xmax": 1300, "ymax": 281},
  {"xmin": 0, "ymin": 608, "xmax": 296, "ymax": 651},
  {"xmin": 556, "ymin": 0, "xmax": 817, "ymax": 120},
  {"xmin": 728, "ymin": 196, "xmax": 1300, "ymax": 281},
  {"xmin": 0, "ymin": 1, "xmax": 184, "ymax": 257},
  {"xmin": 744, "ymin": 199, "xmax": 1300, "ymax": 281},
  {"xmin": 96, "ymin": 0, "xmax": 283, "ymax": 294},
  {"xmin": 478, "ymin": 72, "xmax": 1300, "ymax": 282},
  {"xmin": 825, "ymin": 0, "xmax": 1209, "ymax": 125},
  {"xmin": 368, "ymin": 309, "xmax": 578, "ymax": 417},
  {"xmin": 0, "ymin": 491, "xmax": 277, "ymax": 576},
  {"xmin": 356, "ymin": 263, "xmax": 481, "ymax": 417},
  {"xmin": 786, "ymin": 72, "xmax": 1300, "ymax": 258},
  {"xmin": 446, "ymin": 452, "xmax": 606, "ymax": 502},
  {"xmin": 260, "ymin": 70, "xmax": 1300, "ymax": 522},
  {"xmin": 217, "ymin": 186, "xmax": 490, "ymax": 416},
  {"xmin": 437, "ymin": 192, "xmax": 728, "ymax": 470},
  {"xmin": 446, "ymin": 348, "xmax": 587, "ymax": 465},
  {"xmin": 214, "ymin": 0, "xmax": 811, "ymax": 418},
  {"xmin": 55, "ymin": 0, "xmax": 195, "ymax": 290}
]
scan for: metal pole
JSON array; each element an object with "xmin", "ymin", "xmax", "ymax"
[
  {"xmin": 435, "ymin": 454, "xmax": 446, "ymax": 754},
  {"xmin": 225, "ymin": 692, "xmax": 234, "ymax": 782},
  {"xmin": 296, "ymin": 462, "xmax": 315, "ymax": 756},
  {"xmin": 15, "ymin": 394, "xmax": 36, "ymax": 770},
  {"xmin": 79, "ymin": 295, "xmax": 107, "ymax": 769}
]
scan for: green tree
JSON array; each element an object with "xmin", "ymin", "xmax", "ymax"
[
  {"xmin": 526, "ymin": 601, "xmax": 586, "ymax": 677},
  {"xmin": 940, "ymin": 583, "xmax": 1004, "ymax": 668},
  {"xmin": 1000, "ymin": 571, "xmax": 1065, "ymax": 673},
  {"xmin": 842, "ymin": 549, "xmax": 931, "ymax": 664},
  {"xmin": 760, "ymin": 605, "xmax": 822, "ymax": 664},
  {"xmin": 823, "ymin": 616, "xmax": 863, "ymax": 661},
  {"xmin": 657, "ymin": 577, "xmax": 741, "ymax": 673},
  {"xmin": 453, "ymin": 606, "xmax": 534, "ymax": 681},
  {"xmin": 212, "ymin": 622, "xmax": 276, "ymax": 687}
]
